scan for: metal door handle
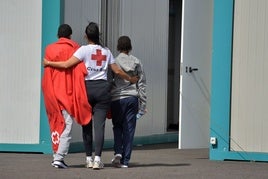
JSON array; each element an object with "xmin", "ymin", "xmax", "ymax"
[{"xmin": 189, "ymin": 67, "xmax": 198, "ymax": 73}]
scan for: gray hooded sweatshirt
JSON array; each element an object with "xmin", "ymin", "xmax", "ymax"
[{"xmin": 111, "ymin": 53, "xmax": 146, "ymax": 111}]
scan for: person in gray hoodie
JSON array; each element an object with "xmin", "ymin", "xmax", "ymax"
[{"xmin": 110, "ymin": 36, "xmax": 147, "ymax": 168}]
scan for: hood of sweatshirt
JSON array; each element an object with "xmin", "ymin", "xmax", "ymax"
[{"xmin": 116, "ymin": 53, "xmax": 139, "ymax": 74}]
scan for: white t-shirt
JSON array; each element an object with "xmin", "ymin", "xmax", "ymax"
[{"xmin": 73, "ymin": 44, "xmax": 115, "ymax": 80}]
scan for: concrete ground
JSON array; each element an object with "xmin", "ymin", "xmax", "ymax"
[{"xmin": 1, "ymin": 143, "xmax": 268, "ymax": 179}]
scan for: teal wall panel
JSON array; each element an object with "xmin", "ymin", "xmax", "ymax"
[
  {"xmin": 210, "ymin": 0, "xmax": 234, "ymax": 160},
  {"xmin": 40, "ymin": 0, "xmax": 64, "ymax": 154}
]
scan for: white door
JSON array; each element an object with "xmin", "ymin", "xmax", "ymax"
[{"xmin": 179, "ymin": 0, "xmax": 213, "ymax": 149}]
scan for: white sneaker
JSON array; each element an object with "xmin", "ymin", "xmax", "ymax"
[
  {"xmin": 86, "ymin": 159, "xmax": 94, "ymax": 168},
  {"xmin": 120, "ymin": 164, "xmax": 128, "ymax": 168},
  {"xmin": 92, "ymin": 161, "xmax": 104, "ymax": 170},
  {"xmin": 111, "ymin": 154, "xmax": 122, "ymax": 167}
]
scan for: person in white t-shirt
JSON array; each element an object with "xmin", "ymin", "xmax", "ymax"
[{"xmin": 44, "ymin": 22, "xmax": 138, "ymax": 170}]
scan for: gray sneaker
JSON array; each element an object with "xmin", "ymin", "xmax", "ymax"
[
  {"xmin": 92, "ymin": 161, "xmax": 104, "ymax": 170},
  {"xmin": 111, "ymin": 154, "xmax": 122, "ymax": 167}
]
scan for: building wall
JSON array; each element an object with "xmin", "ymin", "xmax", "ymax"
[
  {"xmin": 231, "ymin": 0, "xmax": 268, "ymax": 153},
  {"xmin": 210, "ymin": 0, "xmax": 268, "ymax": 161},
  {"xmin": 64, "ymin": 0, "xmax": 101, "ymax": 45},
  {"xmin": 0, "ymin": 0, "xmax": 42, "ymax": 144},
  {"xmin": 120, "ymin": 0, "xmax": 169, "ymax": 136},
  {"xmin": 0, "ymin": 0, "xmax": 63, "ymax": 154}
]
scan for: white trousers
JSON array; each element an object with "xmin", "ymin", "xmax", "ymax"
[{"xmin": 53, "ymin": 110, "xmax": 73, "ymax": 161}]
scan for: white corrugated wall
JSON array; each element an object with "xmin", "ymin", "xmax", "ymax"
[
  {"xmin": 0, "ymin": 0, "xmax": 42, "ymax": 144},
  {"xmin": 231, "ymin": 0, "xmax": 268, "ymax": 152},
  {"xmin": 120, "ymin": 0, "xmax": 169, "ymax": 136}
]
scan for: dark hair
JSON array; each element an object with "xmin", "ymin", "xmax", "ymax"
[
  {"xmin": 117, "ymin": 36, "xmax": 132, "ymax": 52},
  {"xmin": 57, "ymin": 24, "xmax": 72, "ymax": 38},
  {"xmin": 85, "ymin": 22, "xmax": 103, "ymax": 46}
]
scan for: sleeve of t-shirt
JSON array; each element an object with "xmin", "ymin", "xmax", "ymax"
[
  {"xmin": 107, "ymin": 49, "xmax": 115, "ymax": 64},
  {"xmin": 73, "ymin": 46, "xmax": 85, "ymax": 61}
]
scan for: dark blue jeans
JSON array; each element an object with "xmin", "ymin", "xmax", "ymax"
[{"xmin": 111, "ymin": 96, "xmax": 138, "ymax": 166}]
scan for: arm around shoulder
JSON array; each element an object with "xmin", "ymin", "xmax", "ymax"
[
  {"xmin": 110, "ymin": 63, "xmax": 139, "ymax": 83},
  {"xmin": 43, "ymin": 56, "xmax": 80, "ymax": 69}
]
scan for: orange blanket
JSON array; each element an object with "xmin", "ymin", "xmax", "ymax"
[{"xmin": 42, "ymin": 38, "xmax": 92, "ymax": 152}]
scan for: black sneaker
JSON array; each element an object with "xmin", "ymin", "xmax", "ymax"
[{"xmin": 52, "ymin": 160, "xmax": 68, "ymax": 169}]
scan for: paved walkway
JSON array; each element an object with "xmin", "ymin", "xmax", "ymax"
[{"xmin": 1, "ymin": 143, "xmax": 268, "ymax": 179}]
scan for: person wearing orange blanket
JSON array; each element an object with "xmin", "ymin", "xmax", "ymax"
[
  {"xmin": 42, "ymin": 24, "xmax": 91, "ymax": 169},
  {"xmin": 43, "ymin": 22, "xmax": 138, "ymax": 170}
]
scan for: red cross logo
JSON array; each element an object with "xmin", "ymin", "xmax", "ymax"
[
  {"xmin": 91, "ymin": 49, "xmax": 107, "ymax": 66},
  {"xmin": 51, "ymin": 131, "xmax": 60, "ymax": 144}
]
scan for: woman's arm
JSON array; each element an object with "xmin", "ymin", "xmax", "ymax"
[
  {"xmin": 43, "ymin": 56, "xmax": 80, "ymax": 69},
  {"xmin": 110, "ymin": 63, "xmax": 139, "ymax": 84}
]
